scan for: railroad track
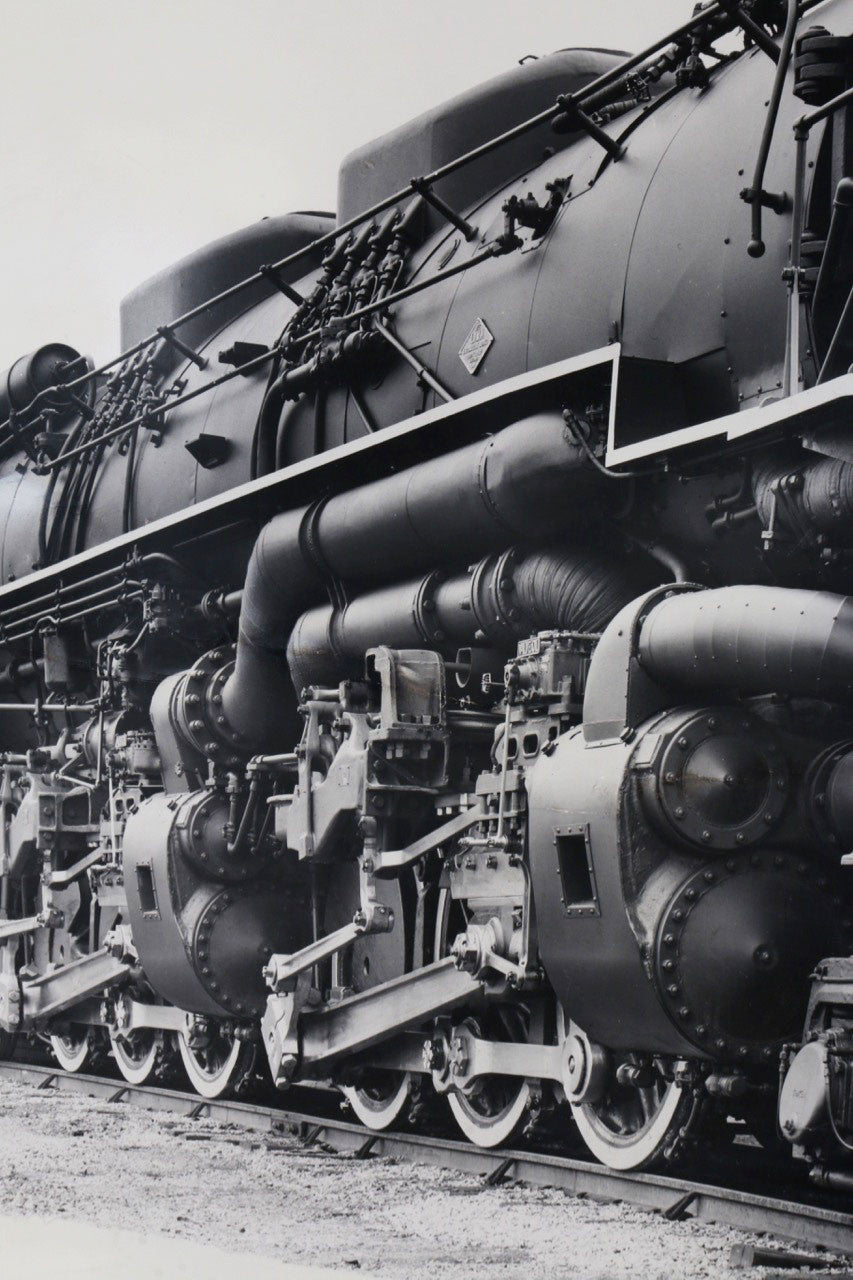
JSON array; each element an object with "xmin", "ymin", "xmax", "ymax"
[{"xmin": 2, "ymin": 1059, "xmax": 852, "ymax": 1259}]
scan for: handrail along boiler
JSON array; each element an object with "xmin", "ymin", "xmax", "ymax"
[{"xmin": 3, "ymin": 0, "xmax": 853, "ymax": 1179}]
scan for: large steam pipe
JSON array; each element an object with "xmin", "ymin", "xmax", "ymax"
[
  {"xmin": 168, "ymin": 412, "xmax": 603, "ymax": 752},
  {"xmin": 224, "ymin": 412, "xmax": 600, "ymax": 744},
  {"xmin": 287, "ymin": 544, "xmax": 659, "ymax": 693},
  {"xmin": 637, "ymin": 584, "xmax": 853, "ymax": 703},
  {"xmin": 753, "ymin": 454, "xmax": 853, "ymax": 542}
]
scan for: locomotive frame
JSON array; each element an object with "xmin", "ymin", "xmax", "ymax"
[{"xmin": 2, "ymin": 0, "xmax": 853, "ymax": 1184}]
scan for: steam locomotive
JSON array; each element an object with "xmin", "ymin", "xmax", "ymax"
[{"xmin": 3, "ymin": 0, "xmax": 853, "ymax": 1183}]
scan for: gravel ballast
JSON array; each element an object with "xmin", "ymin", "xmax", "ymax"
[{"xmin": 0, "ymin": 1075, "xmax": 848, "ymax": 1279}]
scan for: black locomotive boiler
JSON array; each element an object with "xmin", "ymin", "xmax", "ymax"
[{"xmin": 3, "ymin": 0, "xmax": 853, "ymax": 1183}]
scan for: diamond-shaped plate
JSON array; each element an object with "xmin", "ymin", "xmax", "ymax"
[{"xmin": 458, "ymin": 317, "xmax": 494, "ymax": 375}]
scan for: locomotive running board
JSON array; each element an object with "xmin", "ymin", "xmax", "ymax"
[
  {"xmin": 0, "ymin": 345, "xmax": 619, "ymax": 610},
  {"xmin": 606, "ymin": 366, "xmax": 853, "ymax": 465}
]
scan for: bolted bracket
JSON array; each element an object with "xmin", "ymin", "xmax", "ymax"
[
  {"xmin": 156, "ymin": 325, "xmax": 207, "ymax": 371},
  {"xmin": 740, "ymin": 185, "xmax": 791, "ymax": 214},
  {"xmin": 260, "ymin": 971, "xmax": 319, "ymax": 1088},
  {"xmin": 218, "ymin": 341, "xmax": 271, "ymax": 373},
  {"xmin": 410, "ymin": 177, "xmax": 479, "ymax": 242},
  {"xmin": 552, "ymin": 95, "xmax": 625, "ymax": 160},
  {"xmin": 184, "ymin": 433, "xmax": 232, "ymax": 470},
  {"xmin": 258, "ymin": 264, "xmax": 305, "ymax": 307}
]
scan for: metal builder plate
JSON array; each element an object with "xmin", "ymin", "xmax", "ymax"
[{"xmin": 458, "ymin": 317, "xmax": 494, "ymax": 374}]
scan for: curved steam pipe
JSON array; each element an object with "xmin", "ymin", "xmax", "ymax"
[
  {"xmin": 637, "ymin": 584, "xmax": 853, "ymax": 703},
  {"xmin": 287, "ymin": 544, "xmax": 661, "ymax": 694},
  {"xmin": 582, "ymin": 580, "xmax": 853, "ymax": 746},
  {"xmin": 172, "ymin": 411, "xmax": 606, "ymax": 752}
]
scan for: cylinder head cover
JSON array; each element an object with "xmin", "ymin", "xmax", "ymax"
[
  {"xmin": 643, "ymin": 707, "xmax": 788, "ymax": 850},
  {"xmin": 172, "ymin": 789, "xmax": 270, "ymax": 882},
  {"xmin": 654, "ymin": 857, "xmax": 851, "ymax": 1060},
  {"xmin": 123, "ymin": 791, "xmax": 309, "ymax": 1017},
  {"xmin": 0, "ymin": 342, "xmax": 81, "ymax": 422}
]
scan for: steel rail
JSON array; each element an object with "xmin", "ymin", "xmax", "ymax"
[
  {"xmin": 1, "ymin": 1060, "xmax": 851, "ymax": 1256},
  {"xmin": 1, "ymin": 0, "xmax": 801, "ymax": 441}
]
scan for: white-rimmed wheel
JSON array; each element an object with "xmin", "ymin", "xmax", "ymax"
[
  {"xmin": 342, "ymin": 1070, "xmax": 412, "ymax": 1130},
  {"xmin": 570, "ymin": 1059, "xmax": 691, "ymax": 1171},
  {"xmin": 175, "ymin": 1021, "xmax": 254, "ymax": 1099},
  {"xmin": 110, "ymin": 1028, "xmax": 160, "ymax": 1085},
  {"xmin": 330, "ymin": 873, "xmax": 412, "ymax": 1131},
  {"xmin": 50, "ymin": 1027, "xmax": 93, "ymax": 1073},
  {"xmin": 448, "ymin": 1081, "xmax": 532, "ymax": 1148},
  {"xmin": 446, "ymin": 1012, "xmax": 532, "ymax": 1149},
  {"xmin": 433, "ymin": 889, "xmax": 532, "ymax": 1149}
]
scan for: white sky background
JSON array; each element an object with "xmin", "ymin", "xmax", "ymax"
[{"xmin": 0, "ymin": 1, "xmax": 688, "ymax": 371}]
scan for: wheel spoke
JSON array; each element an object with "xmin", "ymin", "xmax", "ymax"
[
  {"xmin": 176, "ymin": 1024, "xmax": 252, "ymax": 1099},
  {"xmin": 638, "ymin": 1086, "xmax": 657, "ymax": 1123},
  {"xmin": 571, "ymin": 1055, "xmax": 691, "ymax": 1171}
]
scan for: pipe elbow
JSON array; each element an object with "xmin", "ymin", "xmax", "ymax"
[
  {"xmin": 637, "ymin": 584, "xmax": 853, "ymax": 704},
  {"xmin": 238, "ymin": 508, "xmax": 310, "ymax": 650}
]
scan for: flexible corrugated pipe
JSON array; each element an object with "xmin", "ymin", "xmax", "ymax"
[
  {"xmin": 210, "ymin": 410, "xmax": 605, "ymax": 748},
  {"xmin": 753, "ymin": 454, "xmax": 853, "ymax": 542},
  {"xmin": 287, "ymin": 544, "xmax": 661, "ymax": 693}
]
